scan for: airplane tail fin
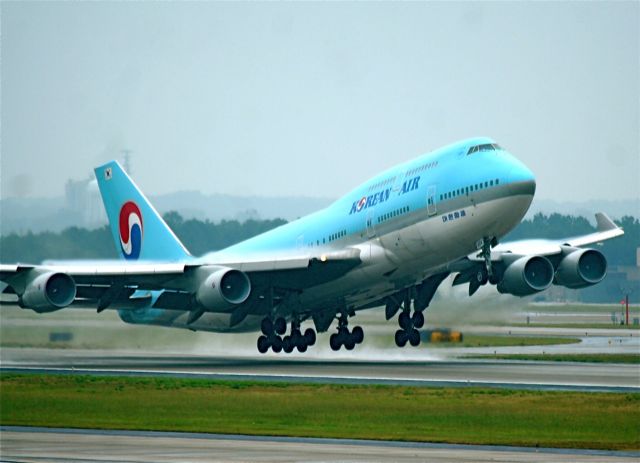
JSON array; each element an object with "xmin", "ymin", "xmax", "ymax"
[{"xmin": 94, "ymin": 161, "xmax": 191, "ymax": 261}]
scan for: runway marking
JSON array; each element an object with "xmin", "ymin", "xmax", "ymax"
[{"xmin": 2, "ymin": 366, "xmax": 638, "ymax": 393}]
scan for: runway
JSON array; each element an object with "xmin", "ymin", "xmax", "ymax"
[
  {"xmin": 2, "ymin": 427, "xmax": 639, "ymax": 463},
  {"xmin": 2, "ymin": 348, "xmax": 638, "ymax": 392}
]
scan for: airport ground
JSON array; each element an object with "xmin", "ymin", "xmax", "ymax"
[{"xmin": 1, "ymin": 301, "xmax": 639, "ymax": 461}]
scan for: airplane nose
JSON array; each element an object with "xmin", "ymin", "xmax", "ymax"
[{"xmin": 508, "ymin": 164, "xmax": 536, "ymax": 196}]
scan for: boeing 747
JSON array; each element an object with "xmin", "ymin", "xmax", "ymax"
[{"xmin": 0, "ymin": 138, "xmax": 624, "ymax": 353}]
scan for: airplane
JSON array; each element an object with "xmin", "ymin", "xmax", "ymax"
[{"xmin": 0, "ymin": 137, "xmax": 624, "ymax": 354}]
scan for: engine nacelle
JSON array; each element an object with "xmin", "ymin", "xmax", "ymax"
[
  {"xmin": 497, "ymin": 255, "xmax": 554, "ymax": 297},
  {"xmin": 196, "ymin": 267, "xmax": 251, "ymax": 311},
  {"xmin": 20, "ymin": 272, "xmax": 77, "ymax": 313},
  {"xmin": 554, "ymin": 248, "xmax": 607, "ymax": 289}
]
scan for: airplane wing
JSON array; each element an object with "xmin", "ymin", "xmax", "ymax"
[
  {"xmin": 480, "ymin": 212, "xmax": 624, "ymax": 259},
  {"xmin": 0, "ymin": 249, "xmax": 362, "ymax": 314},
  {"xmin": 1, "ymin": 159, "xmax": 363, "ymax": 322},
  {"xmin": 450, "ymin": 212, "xmax": 624, "ymax": 296}
]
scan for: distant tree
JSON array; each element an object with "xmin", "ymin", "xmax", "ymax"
[
  {"xmin": 161, "ymin": 211, "xmax": 287, "ymax": 256},
  {"xmin": 505, "ymin": 213, "xmax": 593, "ymax": 240},
  {"xmin": 1, "ymin": 212, "xmax": 634, "ymax": 267}
]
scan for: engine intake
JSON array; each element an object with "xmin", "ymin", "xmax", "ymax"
[
  {"xmin": 497, "ymin": 255, "xmax": 554, "ymax": 297},
  {"xmin": 196, "ymin": 267, "xmax": 251, "ymax": 311},
  {"xmin": 554, "ymin": 248, "xmax": 607, "ymax": 289},
  {"xmin": 21, "ymin": 272, "xmax": 77, "ymax": 313}
]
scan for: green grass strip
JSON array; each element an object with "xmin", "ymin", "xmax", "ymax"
[
  {"xmin": 464, "ymin": 353, "xmax": 640, "ymax": 364},
  {"xmin": 1, "ymin": 373, "xmax": 638, "ymax": 451}
]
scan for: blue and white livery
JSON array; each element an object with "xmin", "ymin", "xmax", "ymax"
[{"xmin": 0, "ymin": 138, "xmax": 624, "ymax": 353}]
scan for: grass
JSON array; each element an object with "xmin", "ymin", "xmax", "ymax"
[
  {"xmin": 1, "ymin": 373, "xmax": 638, "ymax": 451},
  {"xmin": 427, "ymin": 334, "xmax": 580, "ymax": 348},
  {"xmin": 464, "ymin": 353, "xmax": 640, "ymax": 364}
]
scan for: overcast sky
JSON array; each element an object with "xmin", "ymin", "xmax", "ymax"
[{"xmin": 1, "ymin": 1, "xmax": 638, "ymax": 203}]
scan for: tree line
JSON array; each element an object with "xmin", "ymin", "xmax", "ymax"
[
  {"xmin": 0, "ymin": 213, "xmax": 286, "ymax": 263},
  {"xmin": 0, "ymin": 212, "xmax": 637, "ymax": 267}
]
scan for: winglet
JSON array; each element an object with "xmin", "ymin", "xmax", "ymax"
[
  {"xmin": 563, "ymin": 212, "xmax": 624, "ymax": 248},
  {"xmin": 595, "ymin": 212, "xmax": 619, "ymax": 232}
]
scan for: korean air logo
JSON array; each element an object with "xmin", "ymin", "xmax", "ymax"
[
  {"xmin": 356, "ymin": 197, "xmax": 367, "ymax": 212},
  {"xmin": 119, "ymin": 201, "xmax": 143, "ymax": 260}
]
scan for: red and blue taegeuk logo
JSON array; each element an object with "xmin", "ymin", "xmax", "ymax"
[{"xmin": 119, "ymin": 201, "xmax": 143, "ymax": 260}]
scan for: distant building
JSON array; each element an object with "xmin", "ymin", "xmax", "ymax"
[{"xmin": 64, "ymin": 176, "xmax": 105, "ymax": 228}]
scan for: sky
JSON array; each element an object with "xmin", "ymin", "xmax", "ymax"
[{"xmin": 1, "ymin": 1, "xmax": 638, "ymax": 203}]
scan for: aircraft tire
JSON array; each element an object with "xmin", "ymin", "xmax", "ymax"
[
  {"xmin": 257, "ymin": 335, "xmax": 270, "ymax": 354},
  {"xmin": 293, "ymin": 330, "xmax": 305, "ymax": 349},
  {"xmin": 352, "ymin": 326, "xmax": 364, "ymax": 344},
  {"xmin": 304, "ymin": 328, "xmax": 316, "ymax": 346},
  {"xmin": 399, "ymin": 311, "xmax": 411, "ymax": 330},
  {"xmin": 261, "ymin": 318, "xmax": 273, "ymax": 336},
  {"xmin": 274, "ymin": 317, "xmax": 287, "ymax": 335},
  {"xmin": 409, "ymin": 328, "xmax": 421, "ymax": 346},
  {"xmin": 395, "ymin": 329, "xmax": 408, "ymax": 347},
  {"xmin": 329, "ymin": 333, "xmax": 341, "ymax": 351},
  {"xmin": 344, "ymin": 338, "xmax": 356, "ymax": 350},
  {"xmin": 297, "ymin": 342, "xmax": 308, "ymax": 353},
  {"xmin": 476, "ymin": 270, "xmax": 487, "ymax": 284},
  {"xmin": 282, "ymin": 336, "xmax": 294, "ymax": 353},
  {"xmin": 271, "ymin": 336, "xmax": 283, "ymax": 353},
  {"xmin": 413, "ymin": 311, "xmax": 424, "ymax": 329}
]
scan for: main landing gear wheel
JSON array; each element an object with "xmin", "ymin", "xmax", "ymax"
[
  {"xmin": 257, "ymin": 335, "xmax": 270, "ymax": 354},
  {"xmin": 395, "ymin": 308, "xmax": 424, "ymax": 348},
  {"xmin": 274, "ymin": 317, "xmax": 287, "ymax": 335},
  {"xmin": 329, "ymin": 313, "xmax": 364, "ymax": 351},
  {"xmin": 257, "ymin": 316, "xmax": 317, "ymax": 354}
]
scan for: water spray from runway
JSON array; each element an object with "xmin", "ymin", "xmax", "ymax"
[{"xmin": 183, "ymin": 276, "xmax": 531, "ymax": 362}]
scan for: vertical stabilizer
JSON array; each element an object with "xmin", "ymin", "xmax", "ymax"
[{"xmin": 95, "ymin": 161, "xmax": 191, "ymax": 261}]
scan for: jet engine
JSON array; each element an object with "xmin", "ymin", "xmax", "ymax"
[
  {"xmin": 554, "ymin": 248, "xmax": 607, "ymax": 289},
  {"xmin": 497, "ymin": 255, "xmax": 554, "ymax": 297},
  {"xmin": 20, "ymin": 272, "xmax": 77, "ymax": 313},
  {"xmin": 196, "ymin": 267, "xmax": 251, "ymax": 311}
]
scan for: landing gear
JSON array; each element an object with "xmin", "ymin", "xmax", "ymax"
[
  {"xmin": 282, "ymin": 319, "xmax": 316, "ymax": 353},
  {"xmin": 481, "ymin": 236, "xmax": 499, "ymax": 284},
  {"xmin": 257, "ymin": 315, "xmax": 316, "ymax": 354},
  {"xmin": 395, "ymin": 293, "xmax": 424, "ymax": 348},
  {"xmin": 329, "ymin": 312, "xmax": 364, "ymax": 351}
]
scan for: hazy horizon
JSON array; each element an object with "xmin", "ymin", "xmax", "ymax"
[{"xmin": 2, "ymin": 1, "xmax": 638, "ymax": 202}]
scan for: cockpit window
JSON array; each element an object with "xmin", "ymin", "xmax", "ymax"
[{"xmin": 467, "ymin": 143, "xmax": 503, "ymax": 155}]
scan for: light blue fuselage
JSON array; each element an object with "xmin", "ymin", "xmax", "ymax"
[
  {"xmin": 123, "ymin": 137, "xmax": 536, "ymax": 331},
  {"xmin": 214, "ymin": 137, "xmax": 534, "ymax": 258}
]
